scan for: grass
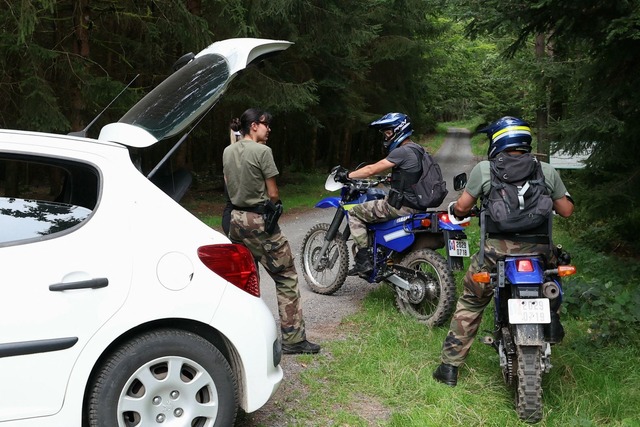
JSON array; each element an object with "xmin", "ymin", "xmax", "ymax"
[{"xmin": 286, "ymin": 238, "xmax": 640, "ymax": 426}]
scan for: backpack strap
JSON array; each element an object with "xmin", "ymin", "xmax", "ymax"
[
  {"xmin": 407, "ymin": 144, "xmax": 425, "ymax": 174},
  {"xmin": 397, "ymin": 144, "xmax": 424, "ymax": 195}
]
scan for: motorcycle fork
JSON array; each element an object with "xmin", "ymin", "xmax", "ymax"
[{"xmin": 313, "ymin": 208, "xmax": 348, "ymax": 270}]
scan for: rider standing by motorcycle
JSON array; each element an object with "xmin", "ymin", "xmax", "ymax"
[
  {"xmin": 432, "ymin": 116, "xmax": 575, "ymax": 386},
  {"xmin": 334, "ymin": 112, "xmax": 431, "ymax": 277}
]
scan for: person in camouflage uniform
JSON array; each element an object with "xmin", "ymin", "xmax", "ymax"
[
  {"xmin": 223, "ymin": 108, "xmax": 320, "ymax": 355},
  {"xmin": 433, "ymin": 116, "xmax": 574, "ymax": 386},
  {"xmin": 334, "ymin": 113, "xmax": 429, "ymax": 277}
]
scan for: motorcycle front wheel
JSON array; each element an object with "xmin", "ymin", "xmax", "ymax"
[
  {"xmin": 300, "ymin": 223, "xmax": 349, "ymax": 295},
  {"xmin": 394, "ymin": 249, "xmax": 457, "ymax": 327}
]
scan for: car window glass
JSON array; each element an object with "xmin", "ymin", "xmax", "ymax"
[
  {"xmin": 0, "ymin": 157, "xmax": 97, "ymax": 245},
  {"xmin": 119, "ymin": 53, "xmax": 230, "ymax": 141}
]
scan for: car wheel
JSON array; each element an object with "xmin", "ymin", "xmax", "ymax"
[{"xmin": 87, "ymin": 328, "xmax": 237, "ymax": 427}]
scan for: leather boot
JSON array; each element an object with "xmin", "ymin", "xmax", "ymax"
[
  {"xmin": 433, "ymin": 363, "xmax": 458, "ymax": 386},
  {"xmin": 348, "ymin": 248, "xmax": 373, "ymax": 277}
]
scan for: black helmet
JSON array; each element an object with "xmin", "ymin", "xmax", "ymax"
[
  {"xmin": 370, "ymin": 112, "xmax": 413, "ymax": 152},
  {"xmin": 479, "ymin": 116, "xmax": 532, "ymax": 158}
]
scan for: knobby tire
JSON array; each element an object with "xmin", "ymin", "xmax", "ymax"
[
  {"xmin": 300, "ymin": 223, "xmax": 349, "ymax": 295},
  {"xmin": 515, "ymin": 344, "xmax": 544, "ymax": 423},
  {"xmin": 395, "ymin": 249, "xmax": 457, "ymax": 327}
]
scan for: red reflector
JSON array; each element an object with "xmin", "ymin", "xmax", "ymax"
[
  {"xmin": 438, "ymin": 213, "xmax": 450, "ymax": 223},
  {"xmin": 516, "ymin": 259, "xmax": 534, "ymax": 272},
  {"xmin": 198, "ymin": 244, "xmax": 260, "ymax": 297}
]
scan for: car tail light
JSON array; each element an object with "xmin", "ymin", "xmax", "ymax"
[
  {"xmin": 198, "ymin": 244, "xmax": 260, "ymax": 296},
  {"xmin": 516, "ymin": 259, "xmax": 534, "ymax": 272}
]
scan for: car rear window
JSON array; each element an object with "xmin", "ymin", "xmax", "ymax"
[
  {"xmin": 0, "ymin": 156, "xmax": 98, "ymax": 245},
  {"xmin": 118, "ymin": 53, "xmax": 230, "ymax": 142}
]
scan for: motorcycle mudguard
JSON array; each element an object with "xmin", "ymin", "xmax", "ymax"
[
  {"xmin": 438, "ymin": 218, "xmax": 466, "ymax": 231},
  {"xmin": 315, "ymin": 196, "xmax": 341, "ymax": 209},
  {"xmin": 513, "ymin": 324, "xmax": 545, "ymax": 345}
]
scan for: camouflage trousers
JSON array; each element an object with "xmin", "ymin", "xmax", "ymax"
[
  {"xmin": 229, "ymin": 210, "xmax": 306, "ymax": 344},
  {"xmin": 348, "ymin": 198, "xmax": 418, "ymax": 248},
  {"xmin": 440, "ymin": 238, "xmax": 554, "ymax": 367}
]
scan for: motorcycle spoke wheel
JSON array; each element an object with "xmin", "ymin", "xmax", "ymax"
[
  {"xmin": 300, "ymin": 223, "xmax": 348, "ymax": 295},
  {"xmin": 515, "ymin": 345, "xmax": 544, "ymax": 423},
  {"xmin": 395, "ymin": 249, "xmax": 457, "ymax": 327}
]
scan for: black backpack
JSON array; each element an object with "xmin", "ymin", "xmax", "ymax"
[
  {"xmin": 483, "ymin": 152, "xmax": 553, "ymax": 233},
  {"xmin": 407, "ymin": 145, "xmax": 448, "ymax": 209}
]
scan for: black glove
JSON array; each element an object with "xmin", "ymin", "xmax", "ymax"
[
  {"xmin": 449, "ymin": 203, "xmax": 467, "ymax": 221},
  {"xmin": 333, "ymin": 166, "xmax": 350, "ymax": 183}
]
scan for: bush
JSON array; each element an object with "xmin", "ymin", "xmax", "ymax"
[{"xmin": 558, "ymin": 229, "xmax": 640, "ymax": 346}]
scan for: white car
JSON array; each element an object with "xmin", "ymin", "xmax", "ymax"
[{"xmin": 0, "ymin": 38, "xmax": 291, "ymax": 426}]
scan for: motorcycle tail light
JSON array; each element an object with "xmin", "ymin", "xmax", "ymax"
[
  {"xmin": 438, "ymin": 212, "xmax": 471, "ymax": 227},
  {"xmin": 198, "ymin": 244, "xmax": 260, "ymax": 296},
  {"xmin": 438, "ymin": 213, "xmax": 450, "ymax": 223},
  {"xmin": 472, "ymin": 272, "xmax": 491, "ymax": 283},
  {"xmin": 557, "ymin": 265, "xmax": 577, "ymax": 277},
  {"xmin": 516, "ymin": 259, "xmax": 534, "ymax": 272}
]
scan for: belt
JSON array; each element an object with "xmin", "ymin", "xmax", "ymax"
[{"xmin": 232, "ymin": 204, "xmax": 265, "ymax": 214}]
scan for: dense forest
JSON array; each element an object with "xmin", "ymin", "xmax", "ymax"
[{"xmin": 2, "ymin": 0, "xmax": 640, "ymax": 254}]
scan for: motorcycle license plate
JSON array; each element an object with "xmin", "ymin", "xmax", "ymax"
[
  {"xmin": 508, "ymin": 298, "xmax": 551, "ymax": 324},
  {"xmin": 448, "ymin": 239, "xmax": 470, "ymax": 257}
]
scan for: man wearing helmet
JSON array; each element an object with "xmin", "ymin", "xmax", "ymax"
[
  {"xmin": 334, "ymin": 112, "xmax": 428, "ymax": 276},
  {"xmin": 432, "ymin": 116, "xmax": 574, "ymax": 387}
]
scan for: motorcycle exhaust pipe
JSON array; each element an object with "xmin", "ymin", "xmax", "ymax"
[{"xmin": 542, "ymin": 281, "xmax": 561, "ymax": 299}]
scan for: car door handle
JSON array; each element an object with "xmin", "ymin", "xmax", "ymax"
[{"xmin": 49, "ymin": 278, "xmax": 109, "ymax": 291}]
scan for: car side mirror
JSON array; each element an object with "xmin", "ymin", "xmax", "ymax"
[{"xmin": 453, "ymin": 173, "xmax": 467, "ymax": 191}]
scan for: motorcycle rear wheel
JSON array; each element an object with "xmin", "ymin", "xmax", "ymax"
[
  {"xmin": 394, "ymin": 249, "xmax": 456, "ymax": 327},
  {"xmin": 515, "ymin": 345, "xmax": 544, "ymax": 423},
  {"xmin": 300, "ymin": 223, "xmax": 349, "ymax": 295}
]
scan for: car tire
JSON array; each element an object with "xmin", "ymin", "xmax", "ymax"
[{"xmin": 87, "ymin": 328, "xmax": 237, "ymax": 427}]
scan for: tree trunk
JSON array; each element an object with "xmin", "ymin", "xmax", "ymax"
[
  {"xmin": 70, "ymin": 0, "xmax": 91, "ymax": 132},
  {"xmin": 535, "ymin": 33, "xmax": 549, "ymax": 159}
]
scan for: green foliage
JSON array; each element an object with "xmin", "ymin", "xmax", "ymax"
[{"xmin": 555, "ymin": 226, "xmax": 640, "ymax": 346}]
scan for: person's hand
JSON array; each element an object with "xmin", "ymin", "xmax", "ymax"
[
  {"xmin": 333, "ymin": 166, "xmax": 350, "ymax": 183},
  {"xmin": 448, "ymin": 202, "xmax": 467, "ymax": 221}
]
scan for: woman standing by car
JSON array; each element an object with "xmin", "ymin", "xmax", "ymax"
[{"xmin": 222, "ymin": 108, "xmax": 320, "ymax": 355}]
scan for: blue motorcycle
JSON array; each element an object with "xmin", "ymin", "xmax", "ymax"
[
  {"xmin": 457, "ymin": 207, "xmax": 577, "ymax": 423},
  {"xmin": 300, "ymin": 169, "xmax": 470, "ymax": 326}
]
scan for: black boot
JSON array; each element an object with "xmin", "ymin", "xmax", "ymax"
[
  {"xmin": 348, "ymin": 248, "xmax": 373, "ymax": 277},
  {"xmin": 433, "ymin": 363, "xmax": 458, "ymax": 386}
]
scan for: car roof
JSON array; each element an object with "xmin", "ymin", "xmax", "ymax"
[{"xmin": 98, "ymin": 38, "xmax": 292, "ymax": 148}]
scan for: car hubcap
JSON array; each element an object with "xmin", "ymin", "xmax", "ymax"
[{"xmin": 118, "ymin": 356, "xmax": 218, "ymax": 427}]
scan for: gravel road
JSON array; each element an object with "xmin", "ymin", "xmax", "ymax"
[{"xmin": 238, "ymin": 130, "xmax": 475, "ymax": 426}]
